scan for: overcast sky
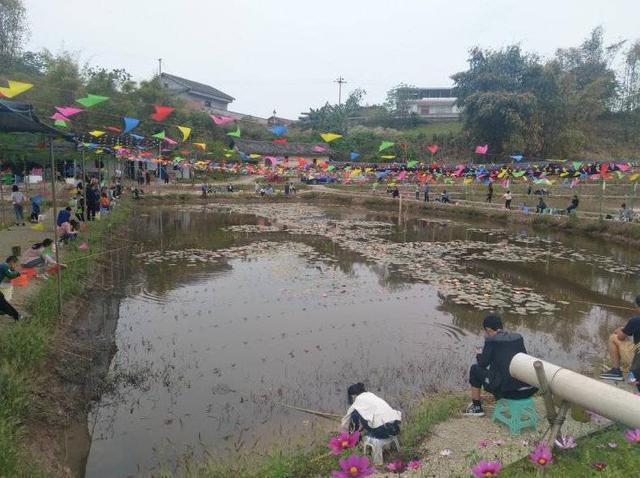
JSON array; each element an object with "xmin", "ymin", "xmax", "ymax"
[{"xmin": 24, "ymin": 0, "xmax": 640, "ymax": 119}]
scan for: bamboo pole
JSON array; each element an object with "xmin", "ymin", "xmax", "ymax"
[
  {"xmin": 49, "ymin": 137, "xmax": 63, "ymax": 318},
  {"xmin": 277, "ymin": 403, "xmax": 342, "ymax": 421}
]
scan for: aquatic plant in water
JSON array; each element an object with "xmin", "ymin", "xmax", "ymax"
[
  {"xmin": 328, "ymin": 431, "xmax": 360, "ymax": 455},
  {"xmin": 331, "ymin": 455, "xmax": 376, "ymax": 478},
  {"xmin": 529, "ymin": 442, "xmax": 553, "ymax": 468},
  {"xmin": 471, "ymin": 460, "xmax": 502, "ymax": 477}
]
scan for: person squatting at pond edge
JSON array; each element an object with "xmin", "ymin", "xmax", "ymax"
[
  {"xmin": 0, "ymin": 256, "xmax": 21, "ymax": 321},
  {"xmin": 567, "ymin": 195, "xmax": 579, "ymax": 214},
  {"xmin": 21, "ymin": 239, "xmax": 66, "ymax": 277},
  {"xmin": 600, "ymin": 294, "xmax": 640, "ymax": 391},
  {"xmin": 341, "ymin": 383, "xmax": 402, "ymax": 439},
  {"xmin": 463, "ymin": 315, "xmax": 537, "ymax": 417}
]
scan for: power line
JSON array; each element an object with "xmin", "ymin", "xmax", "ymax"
[{"xmin": 334, "ymin": 76, "xmax": 347, "ymax": 105}]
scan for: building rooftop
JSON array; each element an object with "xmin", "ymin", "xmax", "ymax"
[{"xmin": 160, "ymin": 72, "xmax": 235, "ymax": 102}]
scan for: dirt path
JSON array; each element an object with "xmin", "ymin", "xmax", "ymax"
[{"xmin": 370, "ymin": 396, "xmax": 615, "ymax": 478}]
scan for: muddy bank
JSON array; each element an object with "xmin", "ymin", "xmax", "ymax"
[{"xmin": 23, "ymin": 214, "xmax": 136, "ymax": 477}]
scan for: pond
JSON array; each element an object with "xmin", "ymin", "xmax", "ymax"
[{"xmin": 81, "ymin": 202, "xmax": 640, "ymax": 477}]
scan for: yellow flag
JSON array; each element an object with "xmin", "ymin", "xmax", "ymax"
[
  {"xmin": 320, "ymin": 133, "xmax": 342, "ymax": 143},
  {"xmin": 89, "ymin": 130, "xmax": 105, "ymax": 137},
  {"xmin": 249, "ymin": 154, "xmax": 261, "ymax": 159},
  {"xmin": 463, "ymin": 178, "xmax": 473, "ymax": 185},
  {"xmin": 177, "ymin": 126, "xmax": 191, "ymax": 141},
  {"xmin": 380, "ymin": 155, "xmax": 396, "ymax": 160},
  {"xmin": 630, "ymin": 173, "xmax": 640, "ymax": 182},
  {"xmin": 365, "ymin": 168, "xmax": 373, "ymax": 173},
  {"xmin": 193, "ymin": 143, "xmax": 207, "ymax": 151},
  {"xmin": 0, "ymin": 80, "xmax": 34, "ymax": 98}
]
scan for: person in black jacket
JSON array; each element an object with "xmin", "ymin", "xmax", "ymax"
[{"xmin": 463, "ymin": 315, "xmax": 537, "ymax": 417}]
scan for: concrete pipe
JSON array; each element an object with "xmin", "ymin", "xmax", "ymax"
[{"xmin": 510, "ymin": 353, "xmax": 640, "ymax": 429}]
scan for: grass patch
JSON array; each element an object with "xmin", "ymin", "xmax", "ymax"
[
  {"xmin": 172, "ymin": 394, "xmax": 463, "ymax": 478},
  {"xmin": 0, "ymin": 202, "xmax": 131, "ymax": 477},
  {"xmin": 503, "ymin": 426, "xmax": 640, "ymax": 477}
]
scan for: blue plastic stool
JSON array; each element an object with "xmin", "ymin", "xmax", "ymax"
[{"xmin": 492, "ymin": 398, "xmax": 538, "ymax": 435}]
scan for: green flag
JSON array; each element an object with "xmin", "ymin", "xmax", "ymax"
[
  {"xmin": 407, "ymin": 160, "xmax": 418, "ymax": 168},
  {"xmin": 378, "ymin": 141, "xmax": 395, "ymax": 152},
  {"xmin": 572, "ymin": 161, "xmax": 582, "ymax": 170},
  {"xmin": 54, "ymin": 120, "xmax": 68, "ymax": 128},
  {"xmin": 76, "ymin": 94, "xmax": 110, "ymax": 107},
  {"xmin": 152, "ymin": 131, "xmax": 166, "ymax": 139},
  {"xmin": 226, "ymin": 126, "xmax": 241, "ymax": 138}
]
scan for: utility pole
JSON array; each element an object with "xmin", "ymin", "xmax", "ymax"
[
  {"xmin": 158, "ymin": 58, "xmax": 163, "ymax": 76},
  {"xmin": 335, "ymin": 76, "xmax": 347, "ymax": 105}
]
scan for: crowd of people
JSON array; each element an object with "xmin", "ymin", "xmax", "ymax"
[{"xmin": 0, "ymin": 176, "xmax": 124, "ymax": 323}]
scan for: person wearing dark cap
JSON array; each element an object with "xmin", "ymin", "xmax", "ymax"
[
  {"xmin": 341, "ymin": 383, "xmax": 402, "ymax": 439},
  {"xmin": 463, "ymin": 315, "xmax": 537, "ymax": 416}
]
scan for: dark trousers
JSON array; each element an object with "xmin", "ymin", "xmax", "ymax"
[
  {"xmin": 0, "ymin": 291, "xmax": 19, "ymax": 321},
  {"xmin": 350, "ymin": 410, "xmax": 400, "ymax": 439},
  {"xmin": 505, "ymin": 199, "xmax": 512, "ymax": 209},
  {"xmin": 424, "ymin": 192, "xmax": 429, "ymax": 202},
  {"xmin": 469, "ymin": 364, "xmax": 535, "ymax": 400},
  {"xmin": 567, "ymin": 205, "xmax": 578, "ymax": 213},
  {"xmin": 87, "ymin": 203, "xmax": 97, "ymax": 221}
]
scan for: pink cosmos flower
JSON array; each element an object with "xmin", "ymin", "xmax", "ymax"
[
  {"xmin": 554, "ymin": 435, "xmax": 577, "ymax": 450},
  {"xmin": 592, "ymin": 462, "xmax": 607, "ymax": 471},
  {"xmin": 328, "ymin": 431, "xmax": 360, "ymax": 455},
  {"xmin": 624, "ymin": 429, "xmax": 640, "ymax": 444},
  {"xmin": 529, "ymin": 442, "xmax": 553, "ymax": 469},
  {"xmin": 478, "ymin": 439, "xmax": 491, "ymax": 448},
  {"xmin": 407, "ymin": 459, "xmax": 422, "ymax": 470},
  {"xmin": 331, "ymin": 455, "xmax": 376, "ymax": 478},
  {"xmin": 386, "ymin": 460, "xmax": 406, "ymax": 473},
  {"xmin": 471, "ymin": 460, "xmax": 503, "ymax": 478}
]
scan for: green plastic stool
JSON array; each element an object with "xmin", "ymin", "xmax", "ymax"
[{"xmin": 491, "ymin": 398, "xmax": 538, "ymax": 435}]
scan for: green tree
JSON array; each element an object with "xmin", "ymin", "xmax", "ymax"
[
  {"xmin": 298, "ymin": 88, "xmax": 366, "ymax": 134},
  {"xmin": 0, "ymin": 0, "xmax": 28, "ymax": 63},
  {"xmin": 452, "ymin": 46, "xmax": 542, "ymax": 154}
]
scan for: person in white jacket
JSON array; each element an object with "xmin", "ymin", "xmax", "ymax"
[{"xmin": 341, "ymin": 383, "xmax": 401, "ymax": 439}]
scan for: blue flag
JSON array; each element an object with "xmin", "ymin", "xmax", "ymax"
[
  {"xmin": 123, "ymin": 117, "xmax": 140, "ymax": 134},
  {"xmin": 350, "ymin": 151, "xmax": 361, "ymax": 161},
  {"xmin": 270, "ymin": 125, "xmax": 287, "ymax": 137},
  {"xmin": 511, "ymin": 155, "xmax": 524, "ymax": 162}
]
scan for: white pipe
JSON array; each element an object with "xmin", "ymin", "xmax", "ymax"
[{"xmin": 510, "ymin": 353, "xmax": 640, "ymax": 429}]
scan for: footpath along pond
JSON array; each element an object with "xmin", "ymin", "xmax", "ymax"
[{"xmin": 81, "ymin": 202, "xmax": 640, "ymax": 477}]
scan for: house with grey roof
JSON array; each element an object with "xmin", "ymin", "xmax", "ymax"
[{"xmin": 160, "ymin": 72, "xmax": 235, "ymax": 111}]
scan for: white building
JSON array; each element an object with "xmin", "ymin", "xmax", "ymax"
[{"xmin": 400, "ymin": 87, "xmax": 461, "ymax": 121}]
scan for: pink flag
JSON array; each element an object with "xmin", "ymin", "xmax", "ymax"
[
  {"xmin": 617, "ymin": 163, "xmax": 631, "ymax": 172},
  {"xmin": 501, "ymin": 179, "xmax": 509, "ymax": 188},
  {"xmin": 55, "ymin": 106, "xmax": 85, "ymax": 117},
  {"xmin": 475, "ymin": 144, "xmax": 488, "ymax": 155},
  {"xmin": 210, "ymin": 115, "xmax": 235, "ymax": 125},
  {"xmin": 264, "ymin": 156, "xmax": 278, "ymax": 165},
  {"xmin": 398, "ymin": 171, "xmax": 407, "ymax": 180},
  {"xmin": 427, "ymin": 144, "xmax": 439, "ymax": 155},
  {"xmin": 164, "ymin": 137, "xmax": 178, "ymax": 145},
  {"xmin": 570, "ymin": 178, "xmax": 579, "ymax": 188},
  {"xmin": 312, "ymin": 146, "xmax": 327, "ymax": 153},
  {"xmin": 50, "ymin": 112, "xmax": 69, "ymax": 121}
]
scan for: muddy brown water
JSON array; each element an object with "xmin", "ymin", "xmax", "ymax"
[{"xmin": 76, "ymin": 203, "xmax": 640, "ymax": 477}]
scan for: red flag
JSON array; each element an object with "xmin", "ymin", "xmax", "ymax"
[
  {"xmin": 427, "ymin": 144, "xmax": 439, "ymax": 155},
  {"xmin": 600, "ymin": 163, "xmax": 608, "ymax": 175},
  {"xmin": 150, "ymin": 105, "xmax": 175, "ymax": 122},
  {"xmin": 105, "ymin": 126, "xmax": 122, "ymax": 133},
  {"xmin": 273, "ymin": 138, "xmax": 287, "ymax": 145}
]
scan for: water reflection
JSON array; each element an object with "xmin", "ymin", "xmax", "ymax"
[{"xmin": 83, "ymin": 204, "xmax": 639, "ymax": 477}]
